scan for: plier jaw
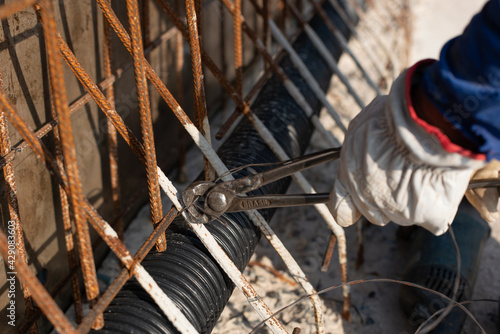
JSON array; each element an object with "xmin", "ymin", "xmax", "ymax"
[{"xmin": 181, "ymin": 181, "xmax": 217, "ymax": 224}]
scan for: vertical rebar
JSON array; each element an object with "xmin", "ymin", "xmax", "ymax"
[
  {"xmin": 185, "ymin": 0, "xmax": 214, "ymax": 180},
  {"xmin": 176, "ymin": 0, "xmax": 187, "ymax": 183},
  {"xmin": 49, "ymin": 62, "xmax": 85, "ymax": 326},
  {"xmin": 125, "ymin": 0, "xmax": 166, "ymax": 251},
  {"xmin": 219, "ymin": 0, "xmax": 228, "ymax": 120},
  {"xmin": 0, "ymin": 67, "xmax": 39, "ymax": 334},
  {"xmin": 103, "ymin": 11, "xmax": 123, "ymax": 240},
  {"xmin": 217, "ymin": 0, "xmax": 340, "ymax": 146},
  {"xmin": 320, "ymin": 233, "xmax": 337, "ymax": 272},
  {"xmin": 262, "ymin": 0, "xmax": 269, "ymax": 49},
  {"xmin": 36, "ymin": 1, "xmax": 103, "ymax": 328},
  {"xmin": 233, "ymin": 0, "xmax": 243, "ymax": 98}
]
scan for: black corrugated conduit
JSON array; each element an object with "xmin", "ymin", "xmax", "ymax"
[{"xmin": 94, "ymin": 2, "xmax": 354, "ymax": 333}]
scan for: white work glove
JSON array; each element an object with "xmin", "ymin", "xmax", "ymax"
[
  {"xmin": 465, "ymin": 160, "xmax": 500, "ymax": 223},
  {"xmin": 328, "ymin": 68, "xmax": 486, "ymax": 236}
]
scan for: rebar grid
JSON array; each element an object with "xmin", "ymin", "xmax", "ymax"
[{"xmin": 0, "ymin": 0, "xmax": 407, "ymax": 333}]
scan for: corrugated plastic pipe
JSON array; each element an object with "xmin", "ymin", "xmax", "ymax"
[{"xmin": 93, "ymin": 2, "xmax": 353, "ymax": 333}]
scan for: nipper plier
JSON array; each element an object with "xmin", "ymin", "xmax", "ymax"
[{"xmin": 181, "ymin": 147, "xmax": 341, "ymax": 224}]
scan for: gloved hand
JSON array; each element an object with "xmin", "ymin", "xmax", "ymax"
[
  {"xmin": 465, "ymin": 160, "xmax": 500, "ymax": 223},
  {"xmin": 328, "ymin": 64, "xmax": 486, "ymax": 236}
]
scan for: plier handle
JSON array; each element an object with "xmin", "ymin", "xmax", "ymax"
[{"xmin": 181, "ymin": 147, "xmax": 341, "ymax": 224}]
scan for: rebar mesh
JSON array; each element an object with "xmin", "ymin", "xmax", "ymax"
[{"xmin": 0, "ymin": 0, "xmax": 410, "ymax": 333}]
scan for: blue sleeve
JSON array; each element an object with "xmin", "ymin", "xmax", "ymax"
[{"xmin": 420, "ymin": 0, "xmax": 500, "ymax": 161}]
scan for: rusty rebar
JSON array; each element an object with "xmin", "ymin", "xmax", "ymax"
[
  {"xmin": 157, "ymin": 4, "xmax": 331, "ymax": 332},
  {"xmin": 48, "ymin": 60, "xmax": 85, "ymax": 327},
  {"xmin": 157, "ymin": 0, "xmax": 257, "ymax": 126},
  {"xmin": 0, "ymin": 0, "xmax": 37, "ymax": 20},
  {"xmin": 125, "ymin": 0, "xmax": 166, "ymax": 251},
  {"xmin": 233, "ymin": 0, "xmax": 243, "ymax": 98},
  {"xmin": 1, "ymin": 71, "xmax": 114, "ymax": 169},
  {"xmin": 99, "ymin": 2, "xmax": 326, "ymax": 332},
  {"xmin": 218, "ymin": 0, "xmax": 228, "ymax": 120},
  {"xmin": 36, "ymin": 1, "xmax": 103, "ymax": 328},
  {"xmin": 215, "ymin": 17, "xmax": 302, "ymax": 139},
  {"xmin": 96, "ymin": 0, "xmax": 198, "ymax": 147},
  {"xmin": 185, "ymin": 0, "xmax": 214, "ymax": 181},
  {"xmin": 216, "ymin": 0, "xmax": 314, "ymax": 138},
  {"xmin": 103, "ymin": 11, "xmax": 123, "ymax": 240},
  {"xmin": 0, "ymin": 229, "xmax": 76, "ymax": 334},
  {"xmin": 0, "ymin": 67, "xmax": 38, "ymax": 334},
  {"xmin": 56, "ymin": 33, "xmax": 147, "ymax": 163},
  {"xmin": 320, "ymin": 233, "xmax": 337, "ymax": 272}
]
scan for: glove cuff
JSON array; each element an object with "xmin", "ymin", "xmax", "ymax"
[{"xmin": 388, "ymin": 61, "xmax": 486, "ymax": 169}]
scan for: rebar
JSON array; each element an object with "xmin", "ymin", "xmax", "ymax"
[
  {"xmin": 103, "ymin": 10, "xmax": 123, "ymax": 240},
  {"xmin": 247, "ymin": 0, "xmax": 347, "ymax": 133},
  {"xmin": 36, "ymin": 1, "xmax": 103, "ymax": 327},
  {"xmin": 185, "ymin": 0, "xmax": 214, "ymax": 181},
  {"xmin": 125, "ymin": 0, "xmax": 166, "ymax": 251},
  {"xmin": 233, "ymin": 0, "xmax": 243, "ymax": 98},
  {"xmin": 217, "ymin": 0, "xmax": 340, "ymax": 148},
  {"xmin": 321, "ymin": 233, "xmax": 337, "ymax": 272}
]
